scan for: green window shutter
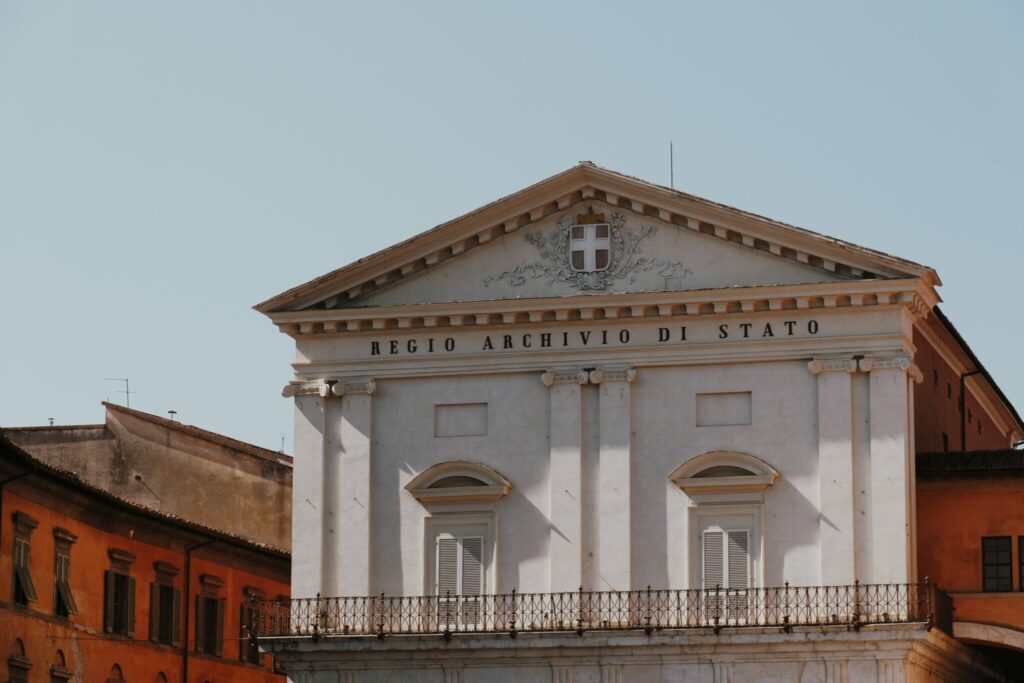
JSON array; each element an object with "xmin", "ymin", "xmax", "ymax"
[
  {"xmin": 215, "ymin": 598, "xmax": 226, "ymax": 657},
  {"xmin": 103, "ymin": 571, "xmax": 115, "ymax": 633},
  {"xmin": 195, "ymin": 595, "xmax": 206, "ymax": 653},
  {"xmin": 171, "ymin": 589, "xmax": 182, "ymax": 647},
  {"xmin": 126, "ymin": 576, "xmax": 136, "ymax": 638},
  {"xmin": 149, "ymin": 583, "xmax": 160, "ymax": 642},
  {"xmin": 238, "ymin": 604, "xmax": 249, "ymax": 662}
]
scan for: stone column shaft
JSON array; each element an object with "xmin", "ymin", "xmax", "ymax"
[
  {"xmin": 543, "ymin": 369, "xmax": 587, "ymax": 593},
  {"xmin": 591, "ymin": 367, "xmax": 635, "ymax": 591},
  {"xmin": 860, "ymin": 355, "xmax": 921, "ymax": 584},
  {"xmin": 809, "ymin": 358, "xmax": 857, "ymax": 585}
]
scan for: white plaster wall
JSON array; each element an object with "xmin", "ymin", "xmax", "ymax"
[
  {"xmin": 633, "ymin": 360, "xmax": 822, "ymax": 589},
  {"xmin": 369, "ymin": 372, "xmax": 552, "ymax": 595}
]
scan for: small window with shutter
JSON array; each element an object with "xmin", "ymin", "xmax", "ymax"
[
  {"xmin": 103, "ymin": 549, "xmax": 136, "ymax": 638},
  {"xmin": 148, "ymin": 562, "xmax": 181, "ymax": 646},
  {"xmin": 11, "ymin": 512, "xmax": 38, "ymax": 608},
  {"xmin": 702, "ymin": 528, "xmax": 750, "ymax": 589},
  {"xmin": 195, "ymin": 574, "xmax": 225, "ymax": 656},
  {"xmin": 53, "ymin": 528, "xmax": 78, "ymax": 618}
]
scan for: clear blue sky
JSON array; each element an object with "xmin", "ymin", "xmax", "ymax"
[{"xmin": 2, "ymin": 2, "xmax": 1021, "ymax": 452}]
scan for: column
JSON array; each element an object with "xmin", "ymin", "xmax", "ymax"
[
  {"xmin": 808, "ymin": 358, "xmax": 857, "ymax": 585},
  {"xmin": 282, "ymin": 380, "xmax": 330, "ymax": 599},
  {"xmin": 327, "ymin": 379, "xmax": 376, "ymax": 597},
  {"xmin": 542, "ymin": 368, "xmax": 588, "ymax": 593},
  {"xmin": 590, "ymin": 367, "xmax": 635, "ymax": 591},
  {"xmin": 859, "ymin": 354, "xmax": 922, "ymax": 584}
]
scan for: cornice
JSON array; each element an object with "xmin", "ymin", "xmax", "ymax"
[
  {"xmin": 271, "ymin": 278, "xmax": 936, "ymax": 340},
  {"xmin": 255, "ymin": 164, "xmax": 938, "ymax": 315}
]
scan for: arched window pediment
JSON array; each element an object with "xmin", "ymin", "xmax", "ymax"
[
  {"xmin": 668, "ymin": 451, "xmax": 779, "ymax": 495},
  {"xmin": 406, "ymin": 461, "xmax": 512, "ymax": 505}
]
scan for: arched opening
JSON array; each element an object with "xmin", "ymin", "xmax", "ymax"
[
  {"xmin": 50, "ymin": 649, "xmax": 71, "ymax": 682},
  {"xmin": 154, "ymin": 674, "xmax": 168, "ymax": 683},
  {"xmin": 106, "ymin": 663, "xmax": 125, "ymax": 683},
  {"xmin": 8, "ymin": 638, "xmax": 31, "ymax": 683}
]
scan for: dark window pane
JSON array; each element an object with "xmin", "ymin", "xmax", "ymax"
[{"xmin": 982, "ymin": 537, "xmax": 1013, "ymax": 592}]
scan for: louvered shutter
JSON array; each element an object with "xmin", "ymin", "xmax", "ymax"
[
  {"xmin": 460, "ymin": 537, "xmax": 483, "ymax": 596},
  {"xmin": 103, "ymin": 571, "xmax": 115, "ymax": 632},
  {"xmin": 437, "ymin": 538, "xmax": 459, "ymax": 596},
  {"xmin": 126, "ymin": 577, "xmax": 136, "ymax": 637},
  {"xmin": 702, "ymin": 531, "xmax": 724, "ymax": 589},
  {"xmin": 195, "ymin": 595, "xmax": 206, "ymax": 652},
  {"xmin": 172, "ymin": 589, "xmax": 182, "ymax": 646},
  {"xmin": 727, "ymin": 531, "xmax": 750, "ymax": 590},
  {"xmin": 215, "ymin": 598, "xmax": 226, "ymax": 657},
  {"xmin": 149, "ymin": 583, "xmax": 160, "ymax": 641}
]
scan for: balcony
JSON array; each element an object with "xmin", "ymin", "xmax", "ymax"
[{"xmin": 252, "ymin": 582, "xmax": 951, "ymax": 640}]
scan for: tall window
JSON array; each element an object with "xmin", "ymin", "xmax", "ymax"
[
  {"xmin": 239, "ymin": 586, "xmax": 264, "ymax": 665},
  {"xmin": 104, "ymin": 550, "xmax": 136, "ymax": 637},
  {"xmin": 982, "ymin": 536, "xmax": 1012, "ymax": 592},
  {"xmin": 11, "ymin": 512, "xmax": 38, "ymax": 607},
  {"xmin": 194, "ymin": 574, "xmax": 225, "ymax": 656},
  {"xmin": 148, "ymin": 562, "xmax": 181, "ymax": 646},
  {"xmin": 53, "ymin": 528, "xmax": 78, "ymax": 618},
  {"xmin": 702, "ymin": 528, "xmax": 750, "ymax": 590}
]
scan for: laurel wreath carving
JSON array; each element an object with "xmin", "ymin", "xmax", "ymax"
[{"xmin": 484, "ymin": 213, "xmax": 690, "ymax": 290}]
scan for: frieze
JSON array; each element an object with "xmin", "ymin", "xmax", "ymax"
[{"xmin": 368, "ymin": 318, "xmax": 822, "ymax": 358}]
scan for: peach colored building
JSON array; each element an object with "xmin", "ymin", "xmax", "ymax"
[{"xmin": 1, "ymin": 429, "xmax": 290, "ymax": 682}]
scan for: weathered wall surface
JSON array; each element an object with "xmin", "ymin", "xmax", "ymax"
[{"xmin": 7, "ymin": 406, "xmax": 292, "ymax": 549}]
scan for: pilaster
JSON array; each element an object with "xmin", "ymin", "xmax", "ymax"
[
  {"xmin": 283, "ymin": 380, "xmax": 330, "ymax": 599},
  {"xmin": 808, "ymin": 357, "xmax": 857, "ymax": 585},
  {"xmin": 859, "ymin": 355, "xmax": 921, "ymax": 584},
  {"xmin": 589, "ymin": 367, "xmax": 636, "ymax": 591},
  {"xmin": 542, "ymin": 369, "xmax": 588, "ymax": 592},
  {"xmin": 328, "ymin": 379, "xmax": 376, "ymax": 597}
]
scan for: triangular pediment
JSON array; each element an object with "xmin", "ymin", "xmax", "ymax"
[{"xmin": 256, "ymin": 163, "xmax": 936, "ymax": 314}]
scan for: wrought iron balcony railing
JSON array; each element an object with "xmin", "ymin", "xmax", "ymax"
[{"xmin": 251, "ymin": 581, "xmax": 951, "ymax": 640}]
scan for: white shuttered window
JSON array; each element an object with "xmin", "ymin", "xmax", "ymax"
[
  {"xmin": 702, "ymin": 528, "xmax": 750, "ymax": 589},
  {"xmin": 435, "ymin": 535, "xmax": 484, "ymax": 596}
]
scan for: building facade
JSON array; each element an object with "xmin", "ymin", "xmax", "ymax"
[
  {"xmin": 1, "ymin": 415, "xmax": 291, "ymax": 682},
  {"xmin": 255, "ymin": 163, "xmax": 1022, "ymax": 682}
]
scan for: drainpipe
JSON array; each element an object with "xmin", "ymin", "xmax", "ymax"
[
  {"xmin": 960, "ymin": 370, "xmax": 982, "ymax": 451},
  {"xmin": 182, "ymin": 539, "xmax": 216, "ymax": 683}
]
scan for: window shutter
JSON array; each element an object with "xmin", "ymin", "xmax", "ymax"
[
  {"xmin": 239, "ymin": 604, "xmax": 250, "ymax": 662},
  {"xmin": 171, "ymin": 589, "xmax": 182, "ymax": 647},
  {"xmin": 58, "ymin": 580, "xmax": 78, "ymax": 614},
  {"xmin": 727, "ymin": 530, "xmax": 750, "ymax": 590},
  {"xmin": 437, "ymin": 538, "xmax": 459, "ymax": 596},
  {"xmin": 215, "ymin": 598, "xmax": 226, "ymax": 657},
  {"xmin": 195, "ymin": 595, "xmax": 206, "ymax": 652},
  {"xmin": 703, "ymin": 531, "xmax": 724, "ymax": 589},
  {"xmin": 126, "ymin": 576, "xmax": 136, "ymax": 638},
  {"xmin": 149, "ymin": 583, "xmax": 160, "ymax": 642},
  {"xmin": 103, "ymin": 571, "xmax": 115, "ymax": 633},
  {"xmin": 460, "ymin": 537, "xmax": 483, "ymax": 596}
]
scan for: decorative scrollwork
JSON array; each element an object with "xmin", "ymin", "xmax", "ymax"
[{"xmin": 484, "ymin": 213, "xmax": 690, "ymax": 291}]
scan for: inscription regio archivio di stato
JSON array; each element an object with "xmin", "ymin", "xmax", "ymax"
[{"xmin": 368, "ymin": 319, "xmax": 821, "ymax": 357}]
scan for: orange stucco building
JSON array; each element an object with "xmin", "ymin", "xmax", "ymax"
[
  {"xmin": 1, "ymin": 432, "xmax": 290, "ymax": 682},
  {"xmin": 917, "ymin": 450, "xmax": 1024, "ymax": 670}
]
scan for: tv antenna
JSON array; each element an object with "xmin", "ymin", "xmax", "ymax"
[
  {"xmin": 167, "ymin": 410, "xmax": 177, "ymax": 422},
  {"xmin": 669, "ymin": 141, "xmax": 675, "ymax": 189},
  {"xmin": 104, "ymin": 378, "xmax": 135, "ymax": 408}
]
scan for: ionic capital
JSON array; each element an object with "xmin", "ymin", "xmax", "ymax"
[
  {"xmin": 807, "ymin": 358, "xmax": 857, "ymax": 375},
  {"xmin": 281, "ymin": 380, "xmax": 331, "ymax": 398},
  {"xmin": 589, "ymin": 367, "xmax": 637, "ymax": 384},
  {"xmin": 331, "ymin": 379, "xmax": 377, "ymax": 396},
  {"xmin": 540, "ymin": 369, "xmax": 589, "ymax": 387},
  {"xmin": 858, "ymin": 354, "xmax": 924, "ymax": 383}
]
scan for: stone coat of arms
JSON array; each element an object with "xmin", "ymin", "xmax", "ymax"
[{"xmin": 484, "ymin": 210, "xmax": 690, "ymax": 290}]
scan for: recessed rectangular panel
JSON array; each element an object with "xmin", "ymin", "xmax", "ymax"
[
  {"xmin": 434, "ymin": 403, "xmax": 488, "ymax": 437},
  {"xmin": 696, "ymin": 392, "xmax": 752, "ymax": 427}
]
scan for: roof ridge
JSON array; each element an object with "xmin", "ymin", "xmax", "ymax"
[{"xmin": 101, "ymin": 402, "xmax": 292, "ymax": 465}]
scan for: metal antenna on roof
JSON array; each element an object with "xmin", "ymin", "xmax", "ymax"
[
  {"xmin": 280, "ymin": 434, "xmax": 286, "ymax": 453},
  {"xmin": 104, "ymin": 377, "xmax": 134, "ymax": 408},
  {"xmin": 669, "ymin": 141, "xmax": 674, "ymax": 189},
  {"xmin": 48, "ymin": 417, "xmax": 54, "ymax": 426},
  {"xmin": 168, "ymin": 410, "xmax": 177, "ymax": 422}
]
